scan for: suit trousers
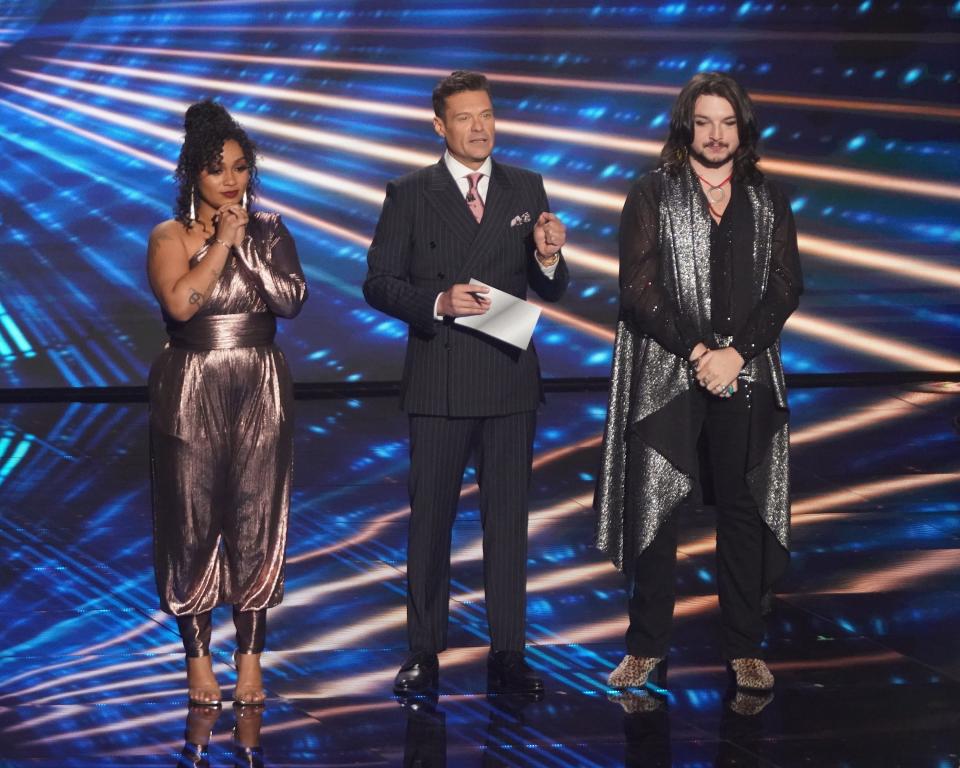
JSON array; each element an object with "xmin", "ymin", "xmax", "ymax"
[
  {"xmin": 625, "ymin": 384, "xmax": 767, "ymax": 660},
  {"xmin": 406, "ymin": 411, "xmax": 536, "ymax": 653}
]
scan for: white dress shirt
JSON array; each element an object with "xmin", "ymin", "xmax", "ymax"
[{"xmin": 434, "ymin": 151, "xmax": 557, "ymax": 319}]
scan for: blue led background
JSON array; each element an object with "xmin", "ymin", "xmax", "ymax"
[{"xmin": 0, "ymin": 0, "xmax": 957, "ymax": 388}]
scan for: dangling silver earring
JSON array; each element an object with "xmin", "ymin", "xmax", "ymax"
[
  {"xmin": 189, "ymin": 186, "xmax": 197, "ymax": 221},
  {"xmin": 242, "ymin": 189, "xmax": 248, "ymax": 209}
]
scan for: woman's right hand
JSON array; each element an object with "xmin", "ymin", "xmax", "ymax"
[{"xmin": 214, "ymin": 203, "xmax": 249, "ymax": 247}]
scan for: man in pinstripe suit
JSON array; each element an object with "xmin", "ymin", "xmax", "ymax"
[{"xmin": 363, "ymin": 71, "xmax": 569, "ymax": 697}]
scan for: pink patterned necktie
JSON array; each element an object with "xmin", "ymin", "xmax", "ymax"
[{"xmin": 465, "ymin": 172, "xmax": 484, "ymax": 223}]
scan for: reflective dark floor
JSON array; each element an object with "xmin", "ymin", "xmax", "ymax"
[{"xmin": 0, "ymin": 385, "xmax": 958, "ymax": 766}]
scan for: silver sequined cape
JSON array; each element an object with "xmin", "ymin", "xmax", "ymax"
[{"xmin": 595, "ymin": 165, "xmax": 793, "ymax": 584}]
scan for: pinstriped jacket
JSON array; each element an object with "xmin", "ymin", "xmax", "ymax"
[{"xmin": 363, "ymin": 158, "xmax": 569, "ymax": 417}]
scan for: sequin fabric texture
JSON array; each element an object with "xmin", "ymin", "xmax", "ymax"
[
  {"xmin": 596, "ymin": 166, "xmax": 800, "ymax": 570},
  {"xmin": 149, "ymin": 212, "xmax": 307, "ymax": 616}
]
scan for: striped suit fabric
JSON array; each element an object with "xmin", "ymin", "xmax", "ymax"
[{"xmin": 363, "ymin": 158, "xmax": 569, "ymax": 652}]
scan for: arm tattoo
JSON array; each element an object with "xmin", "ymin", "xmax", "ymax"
[
  {"xmin": 188, "ymin": 288, "xmax": 205, "ymax": 305},
  {"xmin": 148, "ymin": 232, "xmax": 173, "ymax": 259}
]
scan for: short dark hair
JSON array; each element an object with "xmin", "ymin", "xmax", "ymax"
[
  {"xmin": 658, "ymin": 72, "xmax": 762, "ymax": 183},
  {"xmin": 432, "ymin": 70, "xmax": 491, "ymax": 117}
]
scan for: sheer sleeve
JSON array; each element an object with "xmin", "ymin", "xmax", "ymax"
[
  {"xmin": 235, "ymin": 215, "xmax": 308, "ymax": 319},
  {"xmin": 730, "ymin": 183, "xmax": 803, "ymax": 362},
  {"xmin": 619, "ymin": 175, "xmax": 702, "ymax": 360}
]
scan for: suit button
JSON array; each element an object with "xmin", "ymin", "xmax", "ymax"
[{"xmin": 437, "ymin": 271, "xmax": 445, "ymax": 278}]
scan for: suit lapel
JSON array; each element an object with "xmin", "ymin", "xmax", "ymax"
[
  {"xmin": 422, "ymin": 160, "xmax": 480, "ymax": 247},
  {"xmin": 455, "ymin": 159, "xmax": 517, "ymax": 282}
]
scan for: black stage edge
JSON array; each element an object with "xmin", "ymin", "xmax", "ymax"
[{"xmin": 0, "ymin": 370, "xmax": 958, "ymax": 404}]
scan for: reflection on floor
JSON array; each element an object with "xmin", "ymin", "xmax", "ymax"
[{"xmin": 0, "ymin": 385, "xmax": 957, "ymax": 766}]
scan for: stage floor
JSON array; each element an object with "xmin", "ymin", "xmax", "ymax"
[{"xmin": 0, "ymin": 385, "xmax": 958, "ymax": 766}]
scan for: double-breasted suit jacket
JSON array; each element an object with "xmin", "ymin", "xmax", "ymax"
[{"xmin": 363, "ymin": 158, "xmax": 569, "ymax": 416}]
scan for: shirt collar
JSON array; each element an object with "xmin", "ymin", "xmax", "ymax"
[{"xmin": 444, "ymin": 150, "xmax": 493, "ymax": 181}]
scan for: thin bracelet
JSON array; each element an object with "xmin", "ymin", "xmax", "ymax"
[{"xmin": 213, "ymin": 237, "xmax": 232, "ymax": 251}]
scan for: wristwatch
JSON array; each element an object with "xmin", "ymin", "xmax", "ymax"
[{"xmin": 535, "ymin": 249, "xmax": 561, "ymax": 267}]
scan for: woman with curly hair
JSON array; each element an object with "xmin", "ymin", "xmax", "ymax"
[{"xmin": 147, "ymin": 100, "xmax": 307, "ymax": 707}]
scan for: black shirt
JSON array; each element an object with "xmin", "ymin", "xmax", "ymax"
[
  {"xmin": 710, "ymin": 181, "xmax": 754, "ymax": 338},
  {"xmin": 618, "ymin": 169, "xmax": 802, "ymax": 362}
]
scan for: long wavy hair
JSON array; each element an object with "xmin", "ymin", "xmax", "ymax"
[
  {"xmin": 173, "ymin": 100, "xmax": 259, "ymax": 227},
  {"xmin": 658, "ymin": 72, "xmax": 762, "ymax": 184}
]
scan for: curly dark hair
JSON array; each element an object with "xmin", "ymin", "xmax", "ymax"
[
  {"xmin": 658, "ymin": 72, "xmax": 763, "ymax": 184},
  {"xmin": 173, "ymin": 100, "xmax": 259, "ymax": 226}
]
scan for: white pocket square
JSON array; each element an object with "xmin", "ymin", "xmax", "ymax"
[{"xmin": 510, "ymin": 212, "xmax": 532, "ymax": 227}]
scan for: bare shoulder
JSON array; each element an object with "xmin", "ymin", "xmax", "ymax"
[
  {"xmin": 149, "ymin": 219, "xmax": 182, "ymax": 242},
  {"xmin": 148, "ymin": 220, "xmax": 188, "ymax": 257}
]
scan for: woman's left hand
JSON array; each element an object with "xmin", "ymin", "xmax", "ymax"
[{"xmin": 695, "ymin": 347, "xmax": 744, "ymax": 397}]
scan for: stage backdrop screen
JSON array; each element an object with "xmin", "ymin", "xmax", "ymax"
[{"xmin": 0, "ymin": 0, "xmax": 957, "ymax": 387}]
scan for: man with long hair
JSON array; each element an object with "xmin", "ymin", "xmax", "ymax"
[{"xmin": 595, "ymin": 72, "xmax": 803, "ymax": 692}]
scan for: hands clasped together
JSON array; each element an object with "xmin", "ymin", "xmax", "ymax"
[
  {"xmin": 689, "ymin": 343, "xmax": 745, "ymax": 399},
  {"xmin": 436, "ymin": 211, "xmax": 565, "ymax": 319},
  {"xmin": 214, "ymin": 202, "xmax": 248, "ymax": 247}
]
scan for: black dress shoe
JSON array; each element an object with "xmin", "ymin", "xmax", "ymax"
[
  {"xmin": 394, "ymin": 652, "xmax": 439, "ymax": 695},
  {"xmin": 487, "ymin": 651, "xmax": 544, "ymax": 695}
]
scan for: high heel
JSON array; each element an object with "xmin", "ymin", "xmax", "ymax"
[
  {"xmin": 607, "ymin": 656, "xmax": 668, "ymax": 689},
  {"xmin": 186, "ymin": 656, "xmax": 222, "ymax": 708},
  {"xmin": 233, "ymin": 651, "xmax": 266, "ymax": 707},
  {"xmin": 177, "ymin": 741, "xmax": 210, "ymax": 768},
  {"xmin": 233, "ymin": 745, "xmax": 265, "ymax": 768}
]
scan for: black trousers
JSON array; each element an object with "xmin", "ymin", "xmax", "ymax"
[
  {"xmin": 626, "ymin": 385, "xmax": 767, "ymax": 660},
  {"xmin": 406, "ymin": 411, "xmax": 536, "ymax": 653}
]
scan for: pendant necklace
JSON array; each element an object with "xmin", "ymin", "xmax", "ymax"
[
  {"xmin": 696, "ymin": 171, "xmax": 733, "ymax": 221},
  {"xmin": 696, "ymin": 171, "xmax": 733, "ymax": 204}
]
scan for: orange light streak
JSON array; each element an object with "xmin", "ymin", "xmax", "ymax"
[
  {"xmin": 9, "ymin": 67, "xmax": 439, "ymax": 169},
  {"xmin": 288, "ymin": 434, "xmax": 602, "ymax": 564},
  {"xmin": 790, "ymin": 391, "xmax": 940, "ymax": 447},
  {"xmin": 816, "ymin": 550, "xmax": 960, "ymax": 594},
  {"xmin": 26, "ymin": 56, "xmax": 960, "ymax": 201},
  {"xmin": 65, "ymin": 41, "xmax": 958, "ymax": 120},
  {"xmin": 677, "ymin": 471, "xmax": 960, "ymax": 558},
  {"xmin": 37, "ymin": 70, "xmax": 960, "ymax": 294},
  {"xmin": 787, "ymin": 314, "xmax": 960, "ymax": 372},
  {"xmin": 12, "ymin": 71, "xmax": 960, "ymax": 298},
  {"xmin": 534, "ymin": 302, "xmax": 615, "ymax": 343},
  {"xmin": 9, "ymin": 67, "xmax": 623, "ymax": 210},
  {"xmin": 286, "ymin": 495, "xmax": 596, "ymax": 651},
  {"xmin": 562, "ymin": 244, "xmax": 619, "ymax": 277},
  {"xmin": 10, "ymin": 434, "xmax": 957, "ymax": 724},
  {"xmin": 798, "ymin": 233, "xmax": 960, "ymax": 289},
  {"xmin": 792, "ymin": 470, "xmax": 960, "ymax": 516},
  {"xmin": 7, "ymin": 87, "xmax": 957, "ymax": 374},
  {"xmin": 20, "ymin": 705, "xmax": 195, "ymax": 746},
  {"xmin": 27, "ymin": 55, "xmax": 437, "ymax": 120},
  {"xmin": 762, "ymin": 157, "xmax": 960, "ymax": 202}
]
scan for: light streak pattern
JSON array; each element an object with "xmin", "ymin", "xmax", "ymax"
[{"xmin": 0, "ymin": 1, "xmax": 955, "ymax": 387}]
